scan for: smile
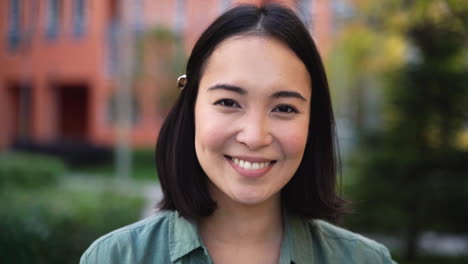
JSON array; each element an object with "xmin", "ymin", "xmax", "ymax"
[
  {"xmin": 225, "ymin": 155, "xmax": 276, "ymax": 178},
  {"xmin": 233, "ymin": 157, "xmax": 272, "ymax": 170}
]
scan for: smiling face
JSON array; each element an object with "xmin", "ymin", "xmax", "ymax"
[{"xmin": 194, "ymin": 35, "xmax": 311, "ymax": 207}]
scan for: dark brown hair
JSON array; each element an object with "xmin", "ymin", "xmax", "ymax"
[{"xmin": 156, "ymin": 3, "xmax": 346, "ymax": 222}]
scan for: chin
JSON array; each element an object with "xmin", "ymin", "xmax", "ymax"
[{"xmin": 229, "ymin": 190, "xmax": 274, "ymax": 206}]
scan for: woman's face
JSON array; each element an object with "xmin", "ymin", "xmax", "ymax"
[{"xmin": 194, "ymin": 36, "xmax": 311, "ymax": 206}]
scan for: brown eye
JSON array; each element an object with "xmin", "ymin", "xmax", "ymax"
[
  {"xmin": 214, "ymin": 99, "xmax": 240, "ymax": 108},
  {"xmin": 273, "ymin": 104, "xmax": 298, "ymax": 113}
]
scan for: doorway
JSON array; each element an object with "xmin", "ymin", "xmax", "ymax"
[{"xmin": 55, "ymin": 83, "xmax": 89, "ymax": 141}]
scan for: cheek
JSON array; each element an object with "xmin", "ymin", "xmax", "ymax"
[
  {"xmin": 196, "ymin": 127, "xmax": 225, "ymax": 153},
  {"xmin": 195, "ymin": 108, "xmax": 231, "ymax": 153},
  {"xmin": 277, "ymin": 122, "xmax": 309, "ymax": 159}
]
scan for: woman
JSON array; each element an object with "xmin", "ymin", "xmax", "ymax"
[{"xmin": 81, "ymin": 4, "xmax": 394, "ymax": 264}]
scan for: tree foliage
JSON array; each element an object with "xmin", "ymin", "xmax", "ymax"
[{"xmin": 339, "ymin": 0, "xmax": 468, "ymax": 260}]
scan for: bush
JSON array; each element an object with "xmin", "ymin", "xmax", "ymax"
[
  {"xmin": 0, "ymin": 179, "xmax": 145, "ymax": 264},
  {"xmin": 72, "ymin": 148, "xmax": 158, "ymax": 181},
  {"xmin": 0, "ymin": 152, "xmax": 66, "ymax": 189}
]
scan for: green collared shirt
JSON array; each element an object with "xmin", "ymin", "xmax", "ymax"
[{"xmin": 80, "ymin": 210, "xmax": 395, "ymax": 263}]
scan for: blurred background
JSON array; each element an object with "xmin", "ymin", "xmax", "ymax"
[{"xmin": 0, "ymin": 0, "xmax": 466, "ymax": 263}]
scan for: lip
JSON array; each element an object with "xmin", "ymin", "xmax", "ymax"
[{"xmin": 225, "ymin": 155, "xmax": 275, "ymax": 178}]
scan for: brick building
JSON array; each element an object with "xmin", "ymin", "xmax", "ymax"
[{"xmin": 0, "ymin": 0, "xmax": 334, "ymax": 150}]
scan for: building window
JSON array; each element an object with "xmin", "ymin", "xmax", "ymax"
[
  {"xmin": 12, "ymin": 82, "xmax": 32, "ymax": 140},
  {"xmin": 73, "ymin": 0, "xmax": 86, "ymax": 37},
  {"xmin": 174, "ymin": 0, "xmax": 185, "ymax": 34},
  {"xmin": 219, "ymin": 0, "xmax": 231, "ymax": 12},
  {"xmin": 106, "ymin": 22, "xmax": 119, "ymax": 77},
  {"xmin": 8, "ymin": 0, "xmax": 21, "ymax": 51},
  {"xmin": 331, "ymin": 0, "xmax": 355, "ymax": 33},
  {"xmin": 46, "ymin": 0, "xmax": 61, "ymax": 40},
  {"xmin": 296, "ymin": 0, "xmax": 312, "ymax": 28},
  {"xmin": 133, "ymin": 0, "xmax": 144, "ymax": 32},
  {"xmin": 106, "ymin": 0, "xmax": 120, "ymax": 77}
]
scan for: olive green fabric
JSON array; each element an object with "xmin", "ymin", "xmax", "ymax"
[{"xmin": 80, "ymin": 210, "xmax": 395, "ymax": 264}]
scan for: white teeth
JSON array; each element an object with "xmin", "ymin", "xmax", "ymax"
[{"xmin": 230, "ymin": 157, "xmax": 272, "ymax": 170}]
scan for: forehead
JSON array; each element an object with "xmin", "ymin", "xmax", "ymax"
[{"xmin": 199, "ymin": 35, "xmax": 311, "ymax": 96}]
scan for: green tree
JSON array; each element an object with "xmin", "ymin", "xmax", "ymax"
[{"xmin": 342, "ymin": 0, "xmax": 468, "ymax": 260}]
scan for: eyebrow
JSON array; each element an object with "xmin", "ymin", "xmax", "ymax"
[
  {"xmin": 207, "ymin": 83, "xmax": 307, "ymax": 102},
  {"xmin": 271, "ymin": 91, "xmax": 307, "ymax": 102},
  {"xmin": 207, "ymin": 84, "xmax": 246, "ymax": 94}
]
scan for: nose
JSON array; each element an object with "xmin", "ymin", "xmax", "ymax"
[{"xmin": 235, "ymin": 112, "xmax": 273, "ymax": 150}]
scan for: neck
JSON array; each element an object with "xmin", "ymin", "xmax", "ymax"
[{"xmin": 199, "ymin": 185, "xmax": 283, "ymax": 245}]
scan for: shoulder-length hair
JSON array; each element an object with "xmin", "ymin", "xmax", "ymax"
[{"xmin": 156, "ymin": 3, "xmax": 346, "ymax": 222}]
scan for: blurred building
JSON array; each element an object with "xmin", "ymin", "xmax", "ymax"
[{"xmin": 0, "ymin": 0, "xmax": 334, "ymax": 150}]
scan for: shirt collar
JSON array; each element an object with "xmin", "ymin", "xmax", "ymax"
[
  {"xmin": 168, "ymin": 211, "xmax": 204, "ymax": 263},
  {"xmin": 283, "ymin": 210, "xmax": 316, "ymax": 264},
  {"xmin": 168, "ymin": 210, "xmax": 315, "ymax": 264}
]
